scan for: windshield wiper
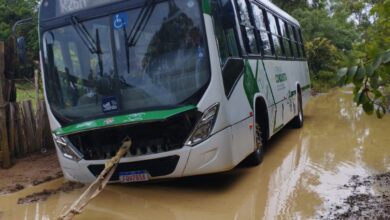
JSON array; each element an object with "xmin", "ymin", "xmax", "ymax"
[
  {"xmin": 70, "ymin": 16, "xmax": 101, "ymax": 54},
  {"xmin": 122, "ymin": 1, "xmax": 155, "ymax": 73},
  {"xmin": 70, "ymin": 16, "xmax": 104, "ymax": 78},
  {"xmin": 126, "ymin": 1, "xmax": 155, "ymax": 47}
]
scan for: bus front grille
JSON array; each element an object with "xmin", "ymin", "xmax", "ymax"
[{"xmin": 67, "ymin": 109, "xmax": 199, "ymax": 160}]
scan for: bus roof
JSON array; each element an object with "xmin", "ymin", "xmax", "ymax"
[{"xmin": 257, "ymin": 0, "xmax": 300, "ymax": 26}]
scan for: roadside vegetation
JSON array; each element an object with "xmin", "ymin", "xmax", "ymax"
[
  {"xmin": 272, "ymin": 0, "xmax": 390, "ymax": 101},
  {"xmin": 15, "ymin": 79, "xmax": 43, "ymax": 102}
]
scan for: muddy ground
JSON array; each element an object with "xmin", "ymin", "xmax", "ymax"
[
  {"xmin": 0, "ymin": 149, "xmax": 63, "ymax": 195},
  {"xmin": 322, "ymin": 172, "xmax": 390, "ymax": 219}
]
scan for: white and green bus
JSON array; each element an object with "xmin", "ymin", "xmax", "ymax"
[{"xmin": 38, "ymin": 0, "xmax": 310, "ymax": 183}]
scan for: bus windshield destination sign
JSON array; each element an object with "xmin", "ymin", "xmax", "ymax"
[{"xmin": 59, "ymin": 0, "xmax": 121, "ymax": 15}]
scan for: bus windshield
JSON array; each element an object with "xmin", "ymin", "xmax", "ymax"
[{"xmin": 42, "ymin": 0, "xmax": 209, "ymax": 123}]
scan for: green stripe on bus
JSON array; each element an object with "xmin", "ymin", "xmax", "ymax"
[
  {"xmin": 302, "ymin": 84, "xmax": 311, "ymax": 91},
  {"xmin": 243, "ymin": 60, "xmax": 260, "ymax": 109},
  {"xmin": 289, "ymin": 90, "xmax": 297, "ymax": 98},
  {"xmin": 202, "ymin": 0, "xmax": 211, "ymax": 15},
  {"xmin": 53, "ymin": 105, "xmax": 197, "ymax": 136},
  {"xmin": 261, "ymin": 61, "xmax": 276, "ymax": 104}
]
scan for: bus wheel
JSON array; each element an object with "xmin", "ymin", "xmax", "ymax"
[
  {"xmin": 292, "ymin": 92, "xmax": 304, "ymax": 128},
  {"xmin": 243, "ymin": 123, "xmax": 264, "ymax": 166}
]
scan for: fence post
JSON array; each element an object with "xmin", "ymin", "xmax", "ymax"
[{"xmin": 0, "ymin": 41, "xmax": 11, "ymax": 168}]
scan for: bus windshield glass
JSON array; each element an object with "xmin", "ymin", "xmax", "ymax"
[{"xmin": 42, "ymin": 0, "xmax": 210, "ymax": 123}]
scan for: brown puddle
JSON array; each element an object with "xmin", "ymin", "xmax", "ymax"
[
  {"xmin": 17, "ymin": 182, "xmax": 85, "ymax": 205},
  {"xmin": 1, "ymin": 89, "xmax": 390, "ymax": 219}
]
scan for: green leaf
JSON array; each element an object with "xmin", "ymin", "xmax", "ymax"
[
  {"xmin": 383, "ymin": 50, "xmax": 390, "ymax": 64},
  {"xmin": 372, "ymin": 89, "xmax": 383, "ymax": 98},
  {"xmin": 366, "ymin": 64, "xmax": 374, "ymax": 77},
  {"xmin": 353, "ymin": 86, "xmax": 361, "ymax": 95},
  {"xmin": 373, "ymin": 55, "xmax": 383, "ymax": 70},
  {"xmin": 358, "ymin": 91, "xmax": 366, "ymax": 105},
  {"xmin": 347, "ymin": 66, "xmax": 358, "ymax": 80},
  {"xmin": 376, "ymin": 109, "xmax": 384, "ymax": 119},
  {"xmin": 354, "ymin": 66, "xmax": 366, "ymax": 81},
  {"xmin": 376, "ymin": 105, "xmax": 387, "ymax": 119},
  {"xmin": 363, "ymin": 101, "xmax": 374, "ymax": 115},
  {"xmin": 371, "ymin": 75, "xmax": 379, "ymax": 89},
  {"xmin": 353, "ymin": 79, "xmax": 363, "ymax": 88},
  {"xmin": 337, "ymin": 67, "xmax": 348, "ymax": 77},
  {"xmin": 354, "ymin": 91, "xmax": 362, "ymax": 104}
]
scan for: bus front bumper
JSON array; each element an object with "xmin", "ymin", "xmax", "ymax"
[{"xmin": 57, "ymin": 128, "xmax": 235, "ymax": 183}]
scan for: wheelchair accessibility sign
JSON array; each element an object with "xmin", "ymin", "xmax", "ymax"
[{"xmin": 113, "ymin": 12, "xmax": 128, "ymax": 29}]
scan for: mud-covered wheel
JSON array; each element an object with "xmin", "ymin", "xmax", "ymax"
[
  {"xmin": 292, "ymin": 92, "xmax": 304, "ymax": 128},
  {"xmin": 244, "ymin": 123, "xmax": 264, "ymax": 166}
]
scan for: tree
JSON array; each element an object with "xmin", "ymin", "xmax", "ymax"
[
  {"xmin": 292, "ymin": 8, "xmax": 357, "ymax": 51},
  {"xmin": 0, "ymin": 0, "xmax": 40, "ymax": 76},
  {"xmin": 337, "ymin": 1, "xmax": 390, "ymax": 118},
  {"xmin": 271, "ymin": 0, "xmax": 309, "ymax": 12},
  {"xmin": 306, "ymin": 37, "xmax": 343, "ymax": 72}
]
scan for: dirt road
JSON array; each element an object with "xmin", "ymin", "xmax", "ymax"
[{"xmin": 0, "ymin": 89, "xmax": 389, "ymax": 219}]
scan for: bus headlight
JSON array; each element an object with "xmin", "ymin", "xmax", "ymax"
[
  {"xmin": 53, "ymin": 135, "xmax": 82, "ymax": 162},
  {"xmin": 185, "ymin": 103, "xmax": 219, "ymax": 146}
]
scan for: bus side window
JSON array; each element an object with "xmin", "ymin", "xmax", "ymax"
[
  {"xmin": 298, "ymin": 28, "xmax": 306, "ymax": 58},
  {"xmin": 267, "ymin": 12, "xmax": 283, "ymax": 57},
  {"xmin": 288, "ymin": 24, "xmax": 299, "ymax": 58},
  {"xmin": 251, "ymin": 3, "xmax": 272, "ymax": 56},
  {"xmin": 293, "ymin": 26, "xmax": 303, "ymax": 58},
  {"xmin": 280, "ymin": 19, "xmax": 293, "ymax": 58},
  {"xmin": 211, "ymin": 0, "xmax": 240, "ymax": 66},
  {"xmin": 235, "ymin": 0, "xmax": 259, "ymax": 55}
]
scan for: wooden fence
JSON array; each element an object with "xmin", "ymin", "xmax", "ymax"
[
  {"xmin": 6, "ymin": 100, "xmax": 53, "ymax": 158},
  {"xmin": 0, "ymin": 41, "xmax": 54, "ymax": 168}
]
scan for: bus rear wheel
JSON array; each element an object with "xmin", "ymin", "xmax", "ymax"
[
  {"xmin": 292, "ymin": 92, "xmax": 304, "ymax": 128},
  {"xmin": 243, "ymin": 123, "xmax": 264, "ymax": 166}
]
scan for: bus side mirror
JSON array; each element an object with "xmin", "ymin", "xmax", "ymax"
[{"xmin": 16, "ymin": 36, "xmax": 27, "ymax": 64}]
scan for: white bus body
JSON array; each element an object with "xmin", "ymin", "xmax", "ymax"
[{"xmin": 39, "ymin": 0, "xmax": 310, "ymax": 183}]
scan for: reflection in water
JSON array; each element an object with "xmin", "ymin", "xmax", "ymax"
[
  {"xmin": 1, "ymin": 89, "xmax": 390, "ymax": 220},
  {"xmin": 264, "ymin": 135, "xmax": 310, "ymax": 219}
]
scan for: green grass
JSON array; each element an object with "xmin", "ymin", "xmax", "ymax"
[
  {"xmin": 15, "ymin": 80, "xmax": 44, "ymax": 110},
  {"xmin": 16, "ymin": 80, "xmax": 37, "ymax": 102}
]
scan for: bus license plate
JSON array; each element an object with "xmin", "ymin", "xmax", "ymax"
[{"xmin": 119, "ymin": 171, "xmax": 150, "ymax": 183}]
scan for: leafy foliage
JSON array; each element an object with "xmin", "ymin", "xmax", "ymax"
[
  {"xmin": 272, "ymin": 0, "xmax": 390, "ymax": 118},
  {"xmin": 336, "ymin": 0, "xmax": 390, "ymax": 118},
  {"xmin": 305, "ymin": 38, "xmax": 343, "ymax": 75},
  {"xmin": 271, "ymin": 0, "xmax": 359, "ymax": 92},
  {"xmin": 0, "ymin": 0, "xmax": 40, "ymax": 77},
  {"xmin": 292, "ymin": 8, "xmax": 357, "ymax": 51},
  {"xmin": 338, "ymin": 50, "xmax": 390, "ymax": 118}
]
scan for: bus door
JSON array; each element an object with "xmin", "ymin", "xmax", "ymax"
[{"xmin": 262, "ymin": 60, "xmax": 289, "ymax": 133}]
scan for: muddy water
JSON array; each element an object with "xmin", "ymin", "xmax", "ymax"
[{"xmin": 1, "ymin": 89, "xmax": 390, "ymax": 220}]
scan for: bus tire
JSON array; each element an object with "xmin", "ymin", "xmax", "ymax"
[
  {"xmin": 292, "ymin": 91, "xmax": 304, "ymax": 128},
  {"xmin": 243, "ymin": 122, "xmax": 265, "ymax": 166}
]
